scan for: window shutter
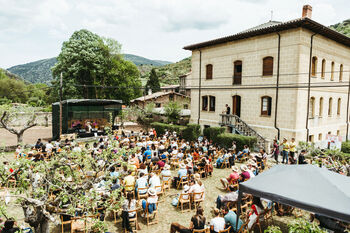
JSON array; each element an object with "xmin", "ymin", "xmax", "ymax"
[
  {"xmin": 263, "ymin": 57, "xmax": 273, "ymax": 76},
  {"xmin": 206, "ymin": 64, "xmax": 213, "ymax": 79}
]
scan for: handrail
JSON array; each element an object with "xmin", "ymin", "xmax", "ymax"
[{"xmin": 219, "ymin": 114, "xmax": 266, "ymax": 144}]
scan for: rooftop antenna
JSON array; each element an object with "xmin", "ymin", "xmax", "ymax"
[{"xmin": 270, "ymin": 10, "xmax": 273, "ymax": 21}]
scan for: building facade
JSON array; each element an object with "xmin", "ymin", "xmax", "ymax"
[{"xmin": 184, "ymin": 6, "xmax": 350, "ymax": 144}]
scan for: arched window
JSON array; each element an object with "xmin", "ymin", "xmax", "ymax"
[
  {"xmin": 261, "ymin": 96, "xmax": 272, "ymax": 116},
  {"xmin": 262, "ymin": 57, "xmax": 273, "ymax": 76},
  {"xmin": 331, "ymin": 62, "xmax": 335, "ymax": 81},
  {"xmin": 337, "ymin": 98, "xmax": 341, "ymax": 115},
  {"xmin": 321, "ymin": 59, "xmax": 326, "ymax": 78},
  {"xmin": 206, "ymin": 64, "xmax": 213, "ymax": 79},
  {"xmin": 328, "ymin": 97, "xmax": 333, "ymax": 116},
  {"xmin": 311, "ymin": 56, "xmax": 317, "ymax": 76},
  {"xmin": 339, "ymin": 64, "xmax": 343, "ymax": 82},
  {"xmin": 319, "ymin": 97, "xmax": 323, "ymax": 117},
  {"xmin": 309, "ymin": 97, "xmax": 315, "ymax": 118}
]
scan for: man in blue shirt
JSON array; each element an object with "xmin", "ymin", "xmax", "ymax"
[
  {"xmin": 173, "ymin": 163, "xmax": 187, "ymax": 187},
  {"xmin": 223, "ymin": 206, "xmax": 243, "ymax": 232},
  {"xmin": 143, "ymin": 146, "xmax": 152, "ymax": 161}
]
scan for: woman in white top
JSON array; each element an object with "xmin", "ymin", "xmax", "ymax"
[
  {"xmin": 122, "ymin": 192, "xmax": 137, "ymax": 232},
  {"xmin": 248, "ymin": 196, "xmax": 264, "ymax": 229}
]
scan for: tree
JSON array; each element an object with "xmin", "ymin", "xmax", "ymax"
[
  {"xmin": 0, "ymin": 105, "xmax": 37, "ymax": 144},
  {"xmin": 146, "ymin": 68, "xmax": 161, "ymax": 94},
  {"xmin": 0, "ymin": 140, "xmax": 125, "ymax": 233},
  {"xmin": 164, "ymin": 101, "xmax": 182, "ymax": 124},
  {"xmin": 51, "ymin": 29, "xmax": 142, "ymax": 103}
]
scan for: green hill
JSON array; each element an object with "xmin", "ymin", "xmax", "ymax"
[
  {"xmin": 123, "ymin": 54, "xmax": 172, "ymax": 66},
  {"xmin": 330, "ymin": 19, "xmax": 350, "ymax": 37},
  {"xmin": 7, "ymin": 57, "xmax": 57, "ymax": 84},
  {"xmin": 7, "ymin": 54, "xmax": 172, "ymax": 84}
]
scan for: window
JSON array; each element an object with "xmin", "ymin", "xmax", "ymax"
[
  {"xmin": 261, "ymin": 96, "xmax": 272, "ymax": 116},
  {"xmin": 321, "ymin": 59, "xmax": 326, "ymax": 78},
  {"xmin": 328, "ymin": 97, "xmax": 333, "ymax": 116},
  {"xmin": 262, "ymin": 57, "xmax": 273, "ymax": 76},
  {"xmin": 155, "ymin": 103, "xmax": 161, "ymax": 108},
  {"xmin": 169, "ymin": 94, "xmax": 174, "ymax": 101},
  {"xmin": 309, "ymin": 97, "xmax": 315, "ymax": 118},
  {"xmin": 233, "ymin": 60, "xmax": 242, "ymax": 85},
  {"xmin": 202, "ymin": 96, "xmax": 208, "ymax": 111},
  {"xmin": 206, "ymin": 64, "xmax": 213, "ymax": 80},
  {"xmin": 339, "ymin": 64, "xmax": 343, "ymax": 81},
  {"xmin": 309, "ymin": 135, "xmax": 314, "ymax": 142},
  {"xmin": 337, "ymin": 98, "xmax": 341, "ymax": 115},
  {"xmin": 319, "ymin": 97, "xmax": 323, "ymax": 117},
  {"xmin": 318, "ymin": 133, "xmax": 322, "ymax": 141},
  {"xmin": 331, "ymin": 62, "xmax": 335, "ymax": 81},
  {"xmin": 311, "ymin": 56, "xmax": 317, "ymax": 76},
  {"xmin": 183, "ymin": 104, "xmax": 188, "ymax": 110},
  {"xmin": 209, "ymin": 96, "xmax": 216, "ymax": 112},
  {"xmin": 337, "ymin": 130, "xmax": 340, "ymax": 136}
]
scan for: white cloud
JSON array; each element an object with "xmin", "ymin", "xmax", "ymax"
[{"xmin": 0, "ymin": 0, "xmax": 349, "ymax": 68}]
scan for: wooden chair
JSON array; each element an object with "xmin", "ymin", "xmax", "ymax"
[
  {"xmin": 193, "ymin": 192, "xmax": 204, "ymax": 210},
  {"xmin": 193, "ymin": 228, "xmax": 210, "ymax": 233},
  {"xmin": 252, "ymin": 214, "xmax": 263, "ymax": 233},
  {"xmin": 60, "ymin": 215, "xmax": 73, "ymax": 233},
  {"xmin": 124, "ymin": 209, "xmax": 139, "ymax": 233},
  {"xmin": 171, "ymin": 158, "xmax": 180, "ymax": 170},
  {"xmin": 220, "ymin": 157, "xmax": 230, "ymax": 168},
  {"xmin": 177, "ymin": 193, "xmax": 191, "ymax": 213},
  {"xmin": 219, "ymin": 226, "xmax": 231, "ymax": 233},
  {"xmin": 124, "ymin": 185, "xmax": 135, "ymax": 198},
  {"xmin": 162, "ymin": 176, "xmax": 171, "ymax": 191},
  {"xmin": 144, "ymin": 202, "xmax": 158, "ymax": 225},
  {"xmin": 137, "ymin": 188, "xmax": 148, "ymax": 200},
  {"xmin": 197, "ymin": 167, "xmax": 206, "ymax": 178},
  {"xmin": 155, "ymin": 185, "xmax": 164, "ymax": 198},
  {"xmin": 263, "ymin": 206, "xmax": 274, "ymax": 225},
  {"xmin": 240, "ymin": 203, "xmax": 250, "ymax": 218},
  {"xmin": 237, "ymin": 218, "xmax": 249, "ymax": 233},
  {"xmin": 177, "ymin": 176, "xmax": 188, "ymax": 189},
  {"xmin": 226, "ymin": 179, "xmax": 239, "ymax": 192}
]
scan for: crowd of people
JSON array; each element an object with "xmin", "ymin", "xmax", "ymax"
[{"xmin": 4, "ymin": 127, "xmax": 350, "ymax": 233}]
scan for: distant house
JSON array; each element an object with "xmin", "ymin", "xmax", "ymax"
[
  {"xmin": 130, "ymin": 91, "xmax": 190, "ymax": 109},
  {"xmin": 161, "ymin": 85, "xmax": 179, "ymax": 93},
  {"xmin": 179, "ymin": 73, "xmax": 191, "ymax": 97}
]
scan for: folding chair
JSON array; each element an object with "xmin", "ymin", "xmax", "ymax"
[
  {"xmin": 162, "ymin": 176, "xmax": 172, "ymax": 191},
  {"xmin": 144, "ymin": 202, "xmax": 158, "ymax": 225},
  {"xmin": 177, "ymin": 193, "xmax": 191, "ymax": 213},
  {"xmin": 219, "ymin": 226, "xmax": 231, "ymax": 233},
  {"xmin": 193, "ymin": 192, "xmax": 204, "ymax": 210},
  {"xmin": 177, "ymin": 176, "xmax": 188, "ymax": 189},
  {"xmin": 137, "ymin": 187, "xmax": 148, "ymax": 200},
  {"xmin": 124, "ymin": 209, "xmax": 139, "ymax": 233}
]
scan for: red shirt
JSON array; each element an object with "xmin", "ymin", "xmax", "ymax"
[
  {"xmin": 227, "ymin": 172, "xmax": 239, "ymax": 182},
  {"xmin": 157, "ymin": 160, "xmax": 165, "ymax": 168}
]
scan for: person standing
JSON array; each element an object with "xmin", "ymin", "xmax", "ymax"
[
  {"xmin": 280, "ymin": 138, "xmax": 289, "ymax": 164},
  {"xmin": 225, "ymin": 104, "xmax": 231, "ymax": 115},
  {"xmin": 272, "ymin": 139, "xmax": 279, "ymax": 164},
  {"xmin": 289, "ymin": 138, "xmax": 297, "ymax": 164}
]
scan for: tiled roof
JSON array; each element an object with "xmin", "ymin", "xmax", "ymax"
[
  {"xmin": 184, "ymin": 17, "xmax": 350, "ymax": 50},
  {"xmin": 131, "ymin": 91, "xmax": 188, "ymax": 102}
]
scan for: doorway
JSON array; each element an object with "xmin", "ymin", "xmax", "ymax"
[{"xmin": 232, "ymin": 95, "xmax": 241, "ymax": 117}]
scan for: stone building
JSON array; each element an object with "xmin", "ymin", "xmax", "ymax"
[
  {"xmin": 130, "ymin": 91, "xmax": 190, "ymax": 109},
  {"xmin": 183, "ymin": 5, "xmax": 350, "ymax": 145}
]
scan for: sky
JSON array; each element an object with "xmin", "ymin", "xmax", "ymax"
[{"xmin": 0, "ymin": 0, "xmax": 349, "ymax": 68}]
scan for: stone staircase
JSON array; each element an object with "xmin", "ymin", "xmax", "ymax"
[{"xmin": 219, "ymin": 114, "xmax": 267, "ymax": 149}]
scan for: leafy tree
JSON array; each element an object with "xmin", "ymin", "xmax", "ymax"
[
  {"xmin": 164, "ymin": 101, "xmax": 182, "ymax": 124},
  {"xmin": 51, "ymin": 29, "xmax": 142, "ymax": 103},
  {"xmin": 0, "ymin": 142, "xmax": 125, "ymax": 233},
  {"xmin": 146, "ymin": 68, "xmax": 161, "ymax": 94},
  {"xmin": 0, "ymin": 105, "xmax": 37, "ymax": 144}
]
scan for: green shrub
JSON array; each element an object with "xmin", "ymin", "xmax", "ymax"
[
  {"xmin": 182, "ymin": 124, "xmax": 200, "ymax": 142},
  {"xmin": 216, "ymin": 133, "xmax": 257, "ymax": 151},
  {"xmin": 264, "ymin": 226, "xmax": 282, "ymax": 233},
  {"xmin": 151, "ymin": 122, "xmax": 184, "ymax": 136},
  {"xmin": 288, "ymin": 218, "xmax": 327, "ymax": 233},
  {"xmin": 341, "ymin": 141, "xmax": 350, "ymax": 153},
  {"xmin": 203, "ymin": 127, "xmax": 225, "ymax": 142}
]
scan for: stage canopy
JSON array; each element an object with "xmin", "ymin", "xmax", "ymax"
[{"xmin": 238, "ymin": 164, "xmax": 350, "ymax": 223}]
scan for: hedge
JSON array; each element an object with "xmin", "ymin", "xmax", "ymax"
[
  {"xmin": 216, "ymin": 133, "xmax": 257, "ymax": 151},
  {"xmin": 203, "ymin": 127, "xmax": 225, "ymax": 142},
  {"xmin": 341, "ymin": 141, "xmax": 350, "ymax": 153},
  {"xmin": 182, "ymin": 124, "xmax": 201, "ymax": 142},
  {"xmin": 151, "ymin": 122, "xmax": 184, "ymax": 136}
]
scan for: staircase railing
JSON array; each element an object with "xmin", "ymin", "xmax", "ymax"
[{"xmin": 219, "ymin": 114, "xmax": 266, "ymax": 147}]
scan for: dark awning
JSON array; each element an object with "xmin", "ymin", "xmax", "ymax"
[{"xmin": 238, "ymin": 164, "xmax": 350, "ymax": 223}]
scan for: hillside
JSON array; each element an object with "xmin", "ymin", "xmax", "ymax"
[
  {"xmin": 330, "ymin": 19, "xmax": 350, "ymax": 37},
  {"xmin": 123, "ymin": 54, "xmax": 171, "ymax": 66},
  {"xmin": 7, "ymin": 54, "xmax": 172, "ymax": 84},
  {"xmin": 7, "ymin": 57, "xmax": 57, "ymax": 84}
]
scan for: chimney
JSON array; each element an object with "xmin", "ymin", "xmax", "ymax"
[{"xmin": 302, "ymin": 5, "xmax": 312, "ymax": 18}]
